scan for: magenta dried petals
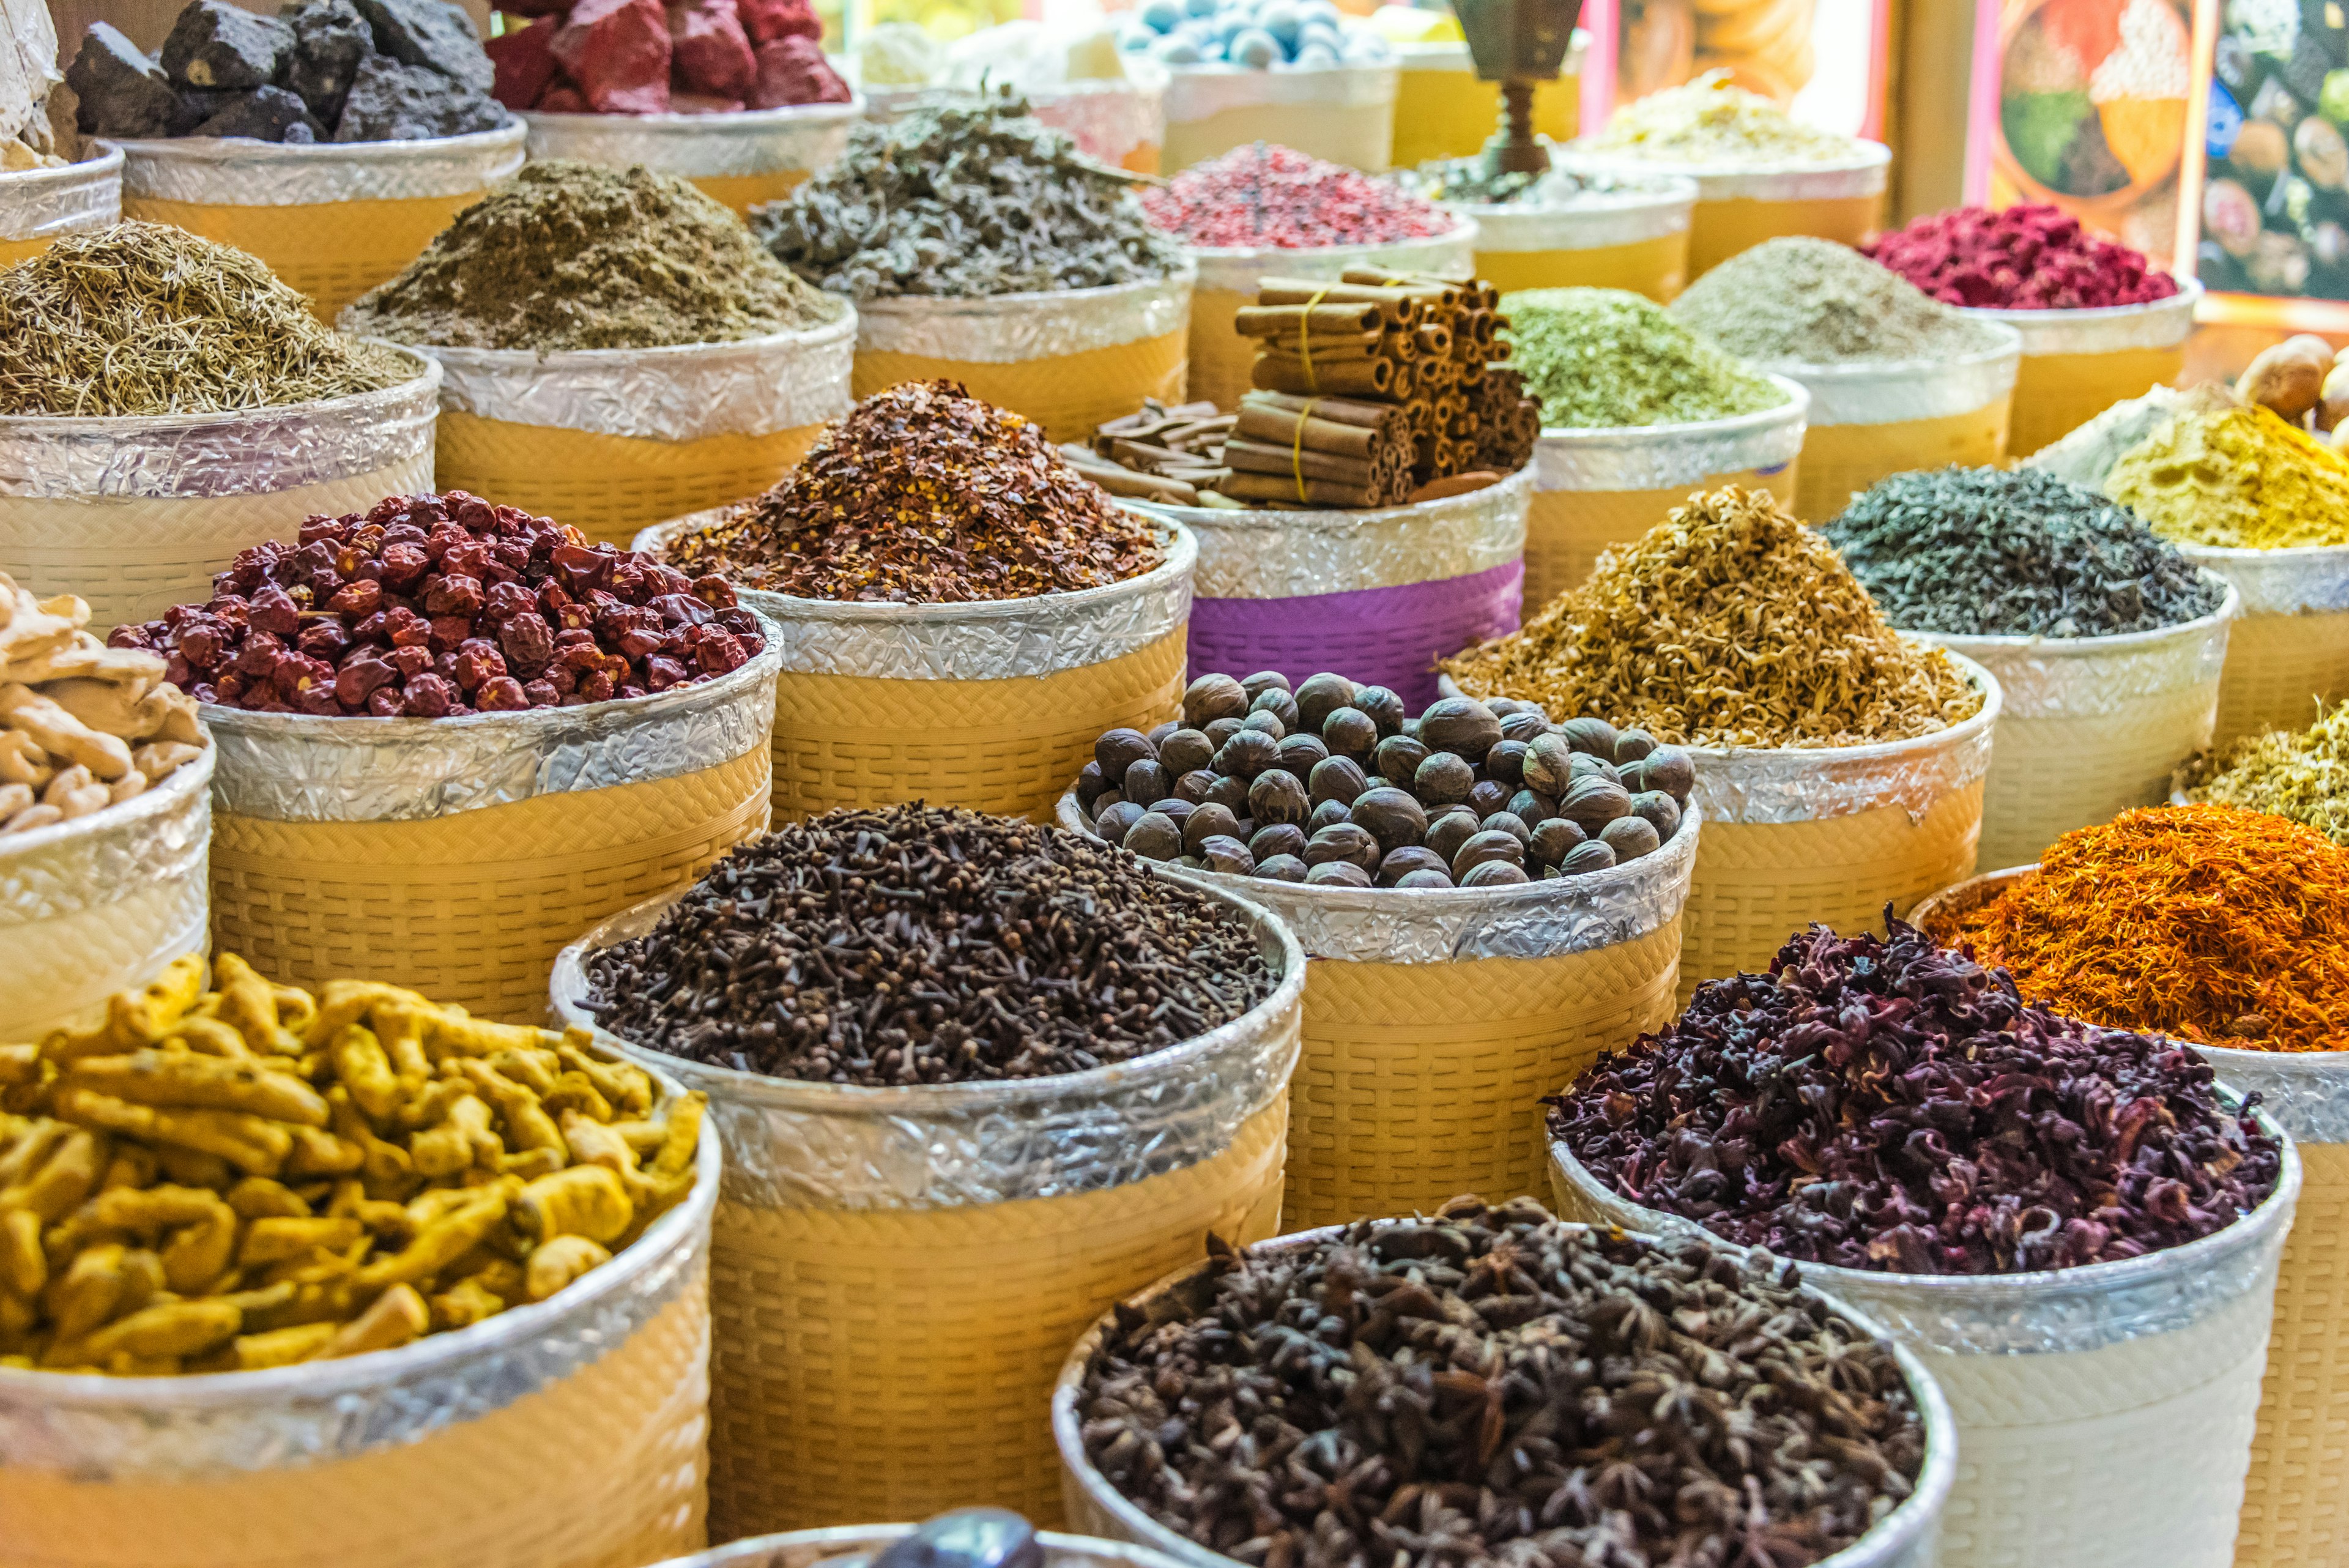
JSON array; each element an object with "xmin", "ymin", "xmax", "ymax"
[
  {"xmin": 1863, "ymin": 203, "xmax": 2179, "ymax": 310},
  {"xmin": 1141, "ymin": 143, "xmax": 1457, "ymax": 250}
]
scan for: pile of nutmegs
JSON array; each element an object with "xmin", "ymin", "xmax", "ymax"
[{"xmin": 1073, "ymin": 672, "xmax": 1693, "ymax": 887}]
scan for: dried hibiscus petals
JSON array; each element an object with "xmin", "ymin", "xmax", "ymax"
[{"xmin": 1863, "ymin": 203, "xmax": 2179, "ymax": 310}]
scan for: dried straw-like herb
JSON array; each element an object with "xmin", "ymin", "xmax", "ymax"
[
  {"xmin": 2184, "ymin": 704, "xmax": 2349, "ymax": 845},
  {"xmin": 0, "ymin": 222, "xmax": 416, "ymax": 417},
  {"xmin": 1441, "ymin": 486, "xmax": 1982, "ymax": 747}
]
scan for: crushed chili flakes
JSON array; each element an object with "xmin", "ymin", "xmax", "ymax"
[
  {"xmin": 1935, "ymin": 804, "xmax": 2349, "ymax": 1053},
  {"xmin": 663, "ymin": 380, "xmax": 1165, "ymax": 602}
]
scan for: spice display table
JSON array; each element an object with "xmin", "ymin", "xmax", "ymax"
[
  {"xmin": 0, "ymin": 147, "xmax": 121, "ymax": 267},
  {"xmin": 522, "ymin": 99, "xmax": 862, "ymax": 215}
]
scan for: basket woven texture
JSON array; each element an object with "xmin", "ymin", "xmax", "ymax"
[
  {"xmin": 2006, "ymin": 344, "xmax": 2186, "ymax": 459},
  {"xmin": 1473, "ymin": 234, "xmax": 1689, "ymax": 300},
  {"xmin": 2211, "ymin": 608, "xmax": 2349, "ymax": 751},
  {"xmin": 1686, "ymin": 190, "xmax": 1881, "ymax": 278},
  {"xmin": 5, "ymin": 874, "xmax": 210, "ymax": 1040},
  {"xmin": 1971, "ymin": 676, "xmax": 2217, "ymax": 872},
  {"xmin": 850, "ymin": 332, "xmax": 1189, "ymax": 446},
  {"xmin": 1523, "ymin": 466, "xmax": 1797, "ymax": 610},
  {"xmin": 2238, "ymin": 1140, "xmax": 2349, "ymax": 1566},
  {"xmin": 122, "ymin": 193, "xmax": 484, "ymax": 321},
  {"xmin": 1794, "ymin": 401, "xmax": 2009, "ymax": 522}
]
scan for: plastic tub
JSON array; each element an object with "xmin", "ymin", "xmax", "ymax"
[
  {"xmin": 1138, "ymin": 466, "xmax": 1528, "ymax": 710},
  {"xmin": 1558, "ymin": 143, "xmax": 1890, "ymax": 278},
  {"xmin": 550, "ymin": 879, "xmax": 1305, "ymax": 1536},
  {"xmin": 1965, "ymin": 280, "xmax": 2200, "ymax": 459},
  {"xmin": 403, "ymin": 312, "xmax": 855, "ymax": 549},
  {"xmin": 2174, "ymin": 540, "xmax": 2349, "ymax": 749},
  {"xmin": 106, "ymin": 124, "xmax": 526, "ymax": 321},
  {"xmin": 850, "ymin": 266, "xmax": 1193, "ymax": 445},
  {"xmin": 1454, "ymin": 176, "xmax": 1696, "ymax": 300},
  {"xmin": 522, "ymin": 98, "xmax": 862, "ymax": 215},
  {"xmin": 650, "ymin": 1525, "xmax": 1195, "ymax": 1568},
  {"xmin": 0, "ymin": 146, "xmax": 122, "ymax": 267},
  {"xmin": 1160, "ymin": 61, "xmax": 1398, "ymax": 174},
  {"xmin": 1059, "ymin": 784, "xmax": 1697, "ymax": 1228},
  {"xmin": 1522, "ymin": 374, "xmax": 1805, "ymax": 608},
  {"xmin": 0, "ymin": 745, "xmax": 211, "ymax": 1039},
  {"xmin": 204, "ymin": 626, "xmax": 781, "ymax": 1023},
  {"xmin": 637, "ymin": 513, "xmax": 1193, "ymax": 821},
  {"xmin": 1770, "ymin": 328, "xmax": 2022, "ymax": 521},
  {"xmin": 1388, "ymin": 39, "xmax": 1582, "ymax": 167},
  {"xmin": 0, "ymin": 352, "xmax": 440, "ymax": 633}
]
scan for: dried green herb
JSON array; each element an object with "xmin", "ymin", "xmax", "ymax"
[
  {"xmin": 1441, "ymin": 486, "xmax": 1983, "ymax": 747},
  {"xmin": 1501, "ymin": 288, "xmax": 1788, "ymax": 429},
  {"xmin": 2186, "ymin": 704, "xmax": 2349, "ymax": 845},
  {"xmin": 343, "ymin": 162, "xmax": 841, "ymax": 352},
  {"xmin": 0, "ymin": 221, "xmax": 417, "ymax": 417},
  {"xmin": 1669, "ymin": 237, "xmax": 2008, "ymax": 364}
]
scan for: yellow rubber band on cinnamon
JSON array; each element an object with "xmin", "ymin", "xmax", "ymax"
[{"xmin": 1291, "ymin": 396, "xmax": 1319, "ymax": 503}]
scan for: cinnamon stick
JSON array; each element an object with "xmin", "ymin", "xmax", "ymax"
[
  {"xmin": 1239, "ymin": 390, "xmax": 1400, "ymax": 431},
  {"xmin": 1222, "ymin": 436, "xmax": 1380, "ymax": 486},
  {"xmin": 1232, "ymin": 403, "xmax": 1384, "ymax": 458},
  {"xmin": 1215, "ymin": 470, "xmax": 1382, "ymax": 507},
  {"xmin": 1252, "ymin": 279, "xmax": 1425, "ymax": 324},
  {"xmin": 1234, "ymin": 303, "xmax": 1384, "ymax": 336},
  {"xmin": 1407, "ymin": 471, "xmax": 1501, "ymax": 503},
  {"xmin": 1250, "ymin": 355, "xmax": 1393, "ymax": 396}
]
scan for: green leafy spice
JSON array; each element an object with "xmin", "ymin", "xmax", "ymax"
[
  {"xmin": 1668, "ymin": 236, "xmax": 2008, "ymax": 364},
  {"xmin": 2186, "ymin": 705, "xmax": 2349, "ymax": 845},
  {"xmin": 1499, "ymin": 287, "xmax": 1789, "ymax": 429}
]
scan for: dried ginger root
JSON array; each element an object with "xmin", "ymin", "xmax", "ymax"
[{"xmin": 0, "ymin": 954, "xmax": 707, "ymax": 1377}]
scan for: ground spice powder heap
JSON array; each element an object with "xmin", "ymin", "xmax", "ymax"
[
  {"xmin": 2102, "ymin": 403, "xmax": 2349, "ymax": 548},
  {"xmin": 1546, "ymin": 918, "xmax": 2284, "ymax": 1273},
  {"xmin": 663, "ymin": 380, "xmax": 1164, "ymax": 601},
  {"xmin": 1669, "ymin": 236, "xmax": 2010, "ymax": 365},
  {"xmin": 1865, "ymin": 203, "xmax": 2178, "ymax": 310},
  {"xmin": 1578, "ymin": 69, "xmax": 1867, "ymax": 164},
  {"xmin": 1441, "ymin": 486, "xmax": 1982, "ymax": 748},
  {"xmin": 2187, "ymin": 707, "xmax": 2349, "ymax": 845},
  {"xmin": 343, "ymin": 162, "xmax": 840, "ymax": 352},
  {"xmin": 1940, "ymin": 804, "xmax": 2349, "ymax": 1052},
  {"xmin": 1141, "ymin": 143, "xmax": 1458, "ymax": 249},
  {"xmin": 0, "ymin": 222, "xmax": 415, "ymax": 417},
  {"xmin": 1502, "ymin": 287, "xmax": 1790, "ymax": 429},
  {"xmin": 1824, "ymin": 467, "xmax": 2223, "ymax": 637}
]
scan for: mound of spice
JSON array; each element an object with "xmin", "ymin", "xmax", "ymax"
[
  {"xmin": 1577, "ymin": 69, "xmax": 1868, "ymax": 165},
  {"xmin": 1824, "ymin": 467, "xmax": 2223, "ymax": 637},
  {"xmin": 1441, "ymin": 486, "xmax": 1982, "ymax": 748},
  {"xmin": 2024, "ymin": 382, "xmax": 2202, "ymax": 490},
  {"xmin": 1935, "ymin": 804, "xmax": 2349, "ymax": 1053},
  {"xmin": 1669, "ymin": 237, "xmax": 2010, "ymax": 365},
  {"xmin": 581, "ymin": 804, "xmax": 1277, "ymax": 1083},
  {"xmin": 1504, "ymin": 287, "xmax": 1789, "ymax": 428},
  {"xmin": 486, "ymin": 0, "xmax": 848, "ymax": 116},
  {"xmin": 1073, "ymin": 672, "xmax": 1694, "ymax": 887},
  {"xmin": 1546, "ymin": 917, "xmax": 2284, "ymax": 1273},
  {"xmin": 663, "ymin": 381, "xmax": 1163, "ymax": 601},
  {"xmin": 1077, "ymin": 1195, "xmax": 1928, "ymax": 1567},
  {"xmin": 0, "ymin": 223, "xmax": 415, "ymax": 417},
  {"xmin": 755, "ymin": 94, "xmax": 1180, "ymax": 300},
  {"xmin": 343, "ymin": 162, "xmax": 839, "ymax": 352},
  {"xmin": 2102, "ymin": 403, "xmax": 2349, "ymax": 549},
  {"xmin": 1864, "ymin": 203, "xmax": 2178, "ymax": 310},
  {"xmin": 2187, "ymin": 707, "xmax": 2349, "ymax": 845},
  {"xmin": 1140, "ymin": 143, "xmax": 1458, "ymax": 249},
  {"xmin": 113, "ymin": 490, "xmax": 763, "ymax": 715}
]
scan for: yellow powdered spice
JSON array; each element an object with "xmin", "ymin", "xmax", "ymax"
[{"xmin": 2103, "ymin": 403, "xmax": 2349, "ymax": 548}]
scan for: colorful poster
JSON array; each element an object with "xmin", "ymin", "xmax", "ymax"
[
  {"xmin": 1578, "ymin": 0, "xmax": 1886, "ymax": 137},
  {"xmin": 2191, "ymin": 0, "xmax": 2349, "ymax": 305}
]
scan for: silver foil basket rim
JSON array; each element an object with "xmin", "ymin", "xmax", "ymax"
[
  {"xmin": 410, "ymin": 312, "xmax": 857, "ymax": 375},
  {"xmin": 1458, "ymin": 183, "xmax": 1697, "ymax": 251},
  {"xmin": 1185, "ymin": 220, "xmax": 1480, "ymax": 292},
  {"xmin": 523, "ymin": 96, "xmax": 864, "ymax": 134},
  {"xmin": 656, "ymin": 1526, "xmax": 1202, "ymax": 1568},
  {"xmin": 2200, "ymin": 1044, "xmax": 2349, "ymax": 1146},
  {"xmin": 2176, "ymin": 539, "xmax": 2349, "ymax": 615},
  {"xmin": 1908, "ymin": 576, "xmax": 2238, "ymax": 658},
  {"xmin": 1556, "ymin": 141, "xmax": 1890, "ymax": 201},
  {"xmin": 1136, "ymin": 464, "xmax": 1532, "ymax": 537},
  {"xmin": 1763, "ymin": 328, "xmax": 2022, "ymax": 425},
  {"xmin": 0, "ymin": 740, "xmax": 212, "ymax": 873},
  {"xmin": 103, "ymin": 122, "xmax": 524, "ymax": 204},
  {"xmin": 1964, "ymin": 278, "xmax": 2201, "ymax": 355},
  {"xmin": 0, "ymin": 147, "xmax": 123, "ymax": 237},
  {"xmin": 849, "ymin": 264, "xmax": 1197, "ymax": 360},
  {"xmin": 1529, "ymin": 376, "xmax": 1808, "ymax": 491}
]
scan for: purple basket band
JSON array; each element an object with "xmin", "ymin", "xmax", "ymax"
[{"xmin": 1187, "ymin": 559, "xmax": 1524, "ymax": 710}]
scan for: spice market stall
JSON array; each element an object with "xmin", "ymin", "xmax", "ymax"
[
  {"xmin": 0, "ymin": 225, "xmax": 437, "ymax": 634},
  {"xmin": 0, "ymin": 959, "xmax": 723, "ymax": 1568},
  {"xmin": 552, "ymin": 804, "xmax": 1304, "ymax": 1536},
  {"xmin": 0, "ymin": 145, "xmax": 121, "ymax": 266},
  {"xmin": 1400, "ymin": 163, "xmax": 1696, "ymax": 301},
  {"xmin": 1547, "ymin": 915, "xmax": 2299, "ymax": 1568}
]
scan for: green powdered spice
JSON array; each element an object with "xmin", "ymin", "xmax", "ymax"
[
  {"xmin": 1579, "ymin": 70, "xmax": 1865, "ymax": 165},
  {"xmin": 344, "ymin": 162, "xmax": 842, "ymax": 352},
  {"xmin": 0, "ymin": 222, "xmax": 417, "ymax": 418},
  {"xmin": 2188, "ymin": 706, "xmax": 2349, "ymax": 845},
  {"xmin": 1669, "ymin": 237, "xmax": 2008, "ymax": 365},
  {"xmin": 1501, "ymin": 288, "xmax": 1789, "ymax": 429}
]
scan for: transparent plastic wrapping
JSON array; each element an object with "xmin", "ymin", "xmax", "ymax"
[
  {"xmin": 0, "ymin": 745, "xmax": 212, "ymax": 1038},
  {"xmin": 638, "ymin": 515, "xmax": 1195, "ymax": 682},
  {"xmin": 203, "ymin": 620, "xmax": 782, "ymax": 823},
  {"xmin": 1531, "ymin": 377, "xmax": 1806, "ymax": 490},
  {"xmin": 522, "ymin": 99, "xmax": 861, "ymax": 182},
  {"xmin": 655, "ymin": 1527, "xmax": 1195, "ymax": 1568},
  {"xmin": 105, "ymin": 123, "xmax": 524, "ymax": 205},
  {"xmin": 1160, "ymin": 61, "xmax": 1397, "ymax": 123},
  {"xmin": 1769, "ymin": 330, "xmax": 2023, "ymax": 426},
  {"xmin": 2178, "ymin": 540, "xmax": 2349, "ymax": 615},
  {"xmin": 1051, "ymin": 1222, "xmax": 1959, "ymax": 1568},
  {"xmin": 1186, "ymin": 221, "xmax": 1478, "ymax": 295},
  {"xmin": 850, "ymin": 266, "xmax": 1193, "ymax": 362},
  {"xmin": 0, "ymin": 146, "xmax": 122, "ymax": 244},
  {"xmin": 1557, "ymin": 142, "xmax": 1891, "ymax": 204},
  {"xmin": 1968, "ymin": 280, "xmax": 2202, "ymax": 355},
  {"xmin": 1463, "ymin": 180, "xmax": 1696, "ymax": 253},
  {"xmin": 406, "ymin": 313, "xmax": 856, "ymax": 443}
]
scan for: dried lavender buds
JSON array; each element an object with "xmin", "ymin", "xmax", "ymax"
[
  {"xmin": 581, "ymin": 804, "xmax": 1277, "ymax": 1085},
  {"xmin": 661, "ymin": 381, "xmax": 1167, "ymax": 602},
  {"xmin": 1076, "ymin": 1195, "xmax": 1927, "ymax": 1568},
  {"xmin": 1546, "ymin": 919, "xmax": 2284, "ymax": 1275}
]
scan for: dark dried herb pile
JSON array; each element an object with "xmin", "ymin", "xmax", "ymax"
[
  {"xmin": 662, "ymin": 381, "xmax": 1165, "ymax": 601},
  {"xmin": 1077, "ymin": 1195, "xmax": 1926, "ymax": 1568},
  {"xmin": 582, "ymin": 804, "xmax": 1275, "ymax": 1085},
  {"xmin": 1823, "ymin": 468, "xmax": 2224, "ymax": 638},
  {"xmin": 1546, "ymin": 918, "xmax": 2283, "ymax": 1275}
]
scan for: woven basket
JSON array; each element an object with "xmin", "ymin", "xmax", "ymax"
[
  {"xmin": 1455, "ymin": 177, "xmax": 1694, "ymax": 300},
  {"xmin": 2173, "ymin": 540, "xmax": 2349, "ymax": 750},
  {"xmin": 1390, "ymin": 42, "xmax": 1581, "ymax": 167},
  {"xmin": 0, "ymin": 354, "xmax": 439, "ymax": 634},
  {"xmin": 637, "ymin": 513, "xmax": 1195, "ymax": 822},
  {"xmin": 550, "ymin": 882, "xmax": 1307, "ymax": 1538},
  {"xmin": 849, "ymin": 268, "xmax": 1194, "ymax": 445},
  {"xmin": 1521, "ymin": 375, "xmax": 1806, "ymax": 609},
  {"xmin": 1966, "ymin": 282, "xmax": 2199, "ymax": 459},
  {"xmin": 1767, "ymin": 329, "xmax": 2022, "ymax": 522},
  {"xmin": 1911, "ymin": 581, "xmax": 2233, "ymax": 871},
  {"xmin": 206, "ymin": 630, "xmax": 781, "ymax": 1024},
  {"xmin": 1556, "ymin": 143, "xmax": 1889, "ymax": 278},
  {"xmin": 106, "ymin": 125, "xmax": 524, "ymax": 321},
  {"xmin": 0, "ymin": 745, "xmax": 212, "ymax": 1041},
  {"xmin": 0, "ymin": 1045, "xmax": 721, "ymax": 1568},
  {"xmin": 521, "ymin": 98, "xmax": 861, "ymax": 215},
  {"xmin": 1058, "ymin": 787, "xmax": 1698, "ymax": 1229},
  {"xmin": 0, "ymin": 146, "xmax": 122, "ymax": 266},
  {"xmin": 1140, "ymin": 467, "xmax": 1527, "ymax": 712},
  {"xmin": 1160, "ymin": 61, "xmax": 1398, "ymax": 173},
  {"xmin": 395, "ymin": 312, "xmax": 855, "ymax": 550},
  {"xmin": 1182, "ymin": 223, "xmax": 1477, "ymax": 416},
  {"xmin": 1549, "ymin": 1113, "xmax": 2299, "ymax": 1568},
  {"xmin": 1052, "ymin": 1222, "xmax": 1959, "ymax": 1568}
]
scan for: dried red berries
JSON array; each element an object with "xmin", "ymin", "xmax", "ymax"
[
  {"xmin": 1863, "ymin": 203, "xmax": 2178, "ymax": 310},
  {"xmin": 113, "ymin": 491, "xmax": 763, "ymax": 717},
  {"xmin": 1140, "ymin": 144, "xmax": 1457, "ymax": 250}
]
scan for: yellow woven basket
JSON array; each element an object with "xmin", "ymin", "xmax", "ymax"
[
  {"xmin": 1775, "ymin": 331, "xmax": 2021, "ymax": 522},
  {"xmin": 1965, "ymin": 283, "xmax": 2199, "ymax": 459},
  {"xmin": 1461, "ymin": 179, "xmax": 1696, "ymax": 303},
  {"xmin": 1558, "ymin": 146, "xmax": 1889, "ymax": 280},
  {"xmin": 521, "ymin": 99, "xmax": 862, "ymax": 217},
  {"xmin": 0, "ymin": 1055, "xmax": 721, "ymax": 1568},
  {"xmin": 0, "ymin": 146, "xmax": 121, "ymax": 267},
  {"xmin": 551, "ymin": 881, "xmax": 1308, "ymax": 1539},
  {"xmin": 2176, "ymin": 542, "xmax": 2349, "ymax": 750}
]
